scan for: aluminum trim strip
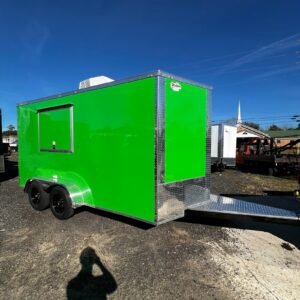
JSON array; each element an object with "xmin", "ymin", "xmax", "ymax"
[
  {"xmin": 156, "ymin": 76, "xmax": 165, "ymax": 184},
  {"xmin": 17, "ymin": 70, "xmax": 212, "ymax": 107},
  {"xmin": 70, "ymin": 105, "xmax": 74, "ymax": 153},
  {"xmin": 37, "ymin": 110, "xmax": 40, "ymax": 151},
  {"xmin": 205, "ymin": 89, "xmax": 212, "ymax": 190},
  {"xmin": 154, "ymin": 76, "xmax": 159, "ymax": 223}
]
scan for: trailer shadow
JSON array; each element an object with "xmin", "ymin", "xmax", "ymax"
[
  {"xmin": 0, "ymin": 156, "xmax": 18, "ymax": 183},
  {"xmin": 67, "ymin": 247, "xmax": 117, "ymax": 300},
  {"xmin": 75, "ymin": 206, "xmax": 153, "ymax": 230},
  {"xmin": 181, "ymin": 211, "xmax": 300, "ymax": 249}
]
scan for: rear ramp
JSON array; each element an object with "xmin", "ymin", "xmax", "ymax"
[{"xmin": 188, "ymin": 193, "xmax": 300, "ymax": 221}]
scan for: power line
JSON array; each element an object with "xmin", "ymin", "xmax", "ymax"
[{"xmin": 212, "ymin": 114, "xmax": 300, "ymax": 123}]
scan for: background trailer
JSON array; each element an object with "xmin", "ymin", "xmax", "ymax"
[
  {"xmin": 18, "ymin": 71, "xmax": 211, "ymax": 225},
  {"xmin": 211, "ymin": 124, "xmax": 237, "ymax": 170},
  {"xmin": 18, "ymin": 71, "xmax": 300, "ymax": 224}
]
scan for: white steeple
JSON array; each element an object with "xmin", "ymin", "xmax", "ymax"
[{"xmin": 237, "ymin": 101, "xmax": 242, "ymax": 124}]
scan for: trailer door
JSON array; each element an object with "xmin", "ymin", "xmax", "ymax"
[
  {"xmin": 164, "ymin": 79, "xmax": 207, "ymax": 183},
  {"xmin": 222, "ymin": 125, "xmax": 237, "ymax": 159},
  {"xmin": 211, "ymin": 125, "xmax": 219, "ymax": 158}
]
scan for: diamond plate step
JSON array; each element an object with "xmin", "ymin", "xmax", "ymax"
[{"xmin": 189, "ymin": 194, "xmax": 300, "ymax": 221}]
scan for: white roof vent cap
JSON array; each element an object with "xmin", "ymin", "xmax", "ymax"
[{"xmin": 79, "ymin": 76, "xmax": 114, "ymax": 89}]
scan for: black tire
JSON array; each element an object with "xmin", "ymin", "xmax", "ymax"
[
  {"xmin": 218, "ymin": 163, "xmax": 225, "ymax": 172},
  {"xmin": 27, "ymin": 180, "xmax": 50, "ymax": 211},
  {"xmin": 50, "ymin": 186, "xmax": 74, "ymax": 220}
]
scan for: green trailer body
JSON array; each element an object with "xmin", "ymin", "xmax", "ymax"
[{"xmin": 18, "ymin": 70, "xmax": 211, "ymax": 225}]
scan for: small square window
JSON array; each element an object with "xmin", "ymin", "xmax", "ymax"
[{"xmin": 38, "ymin": 105, "xmax": 73, "ymax": 153}]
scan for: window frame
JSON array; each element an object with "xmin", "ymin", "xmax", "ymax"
[{"xmin": 37, "ymin": 104, "xmax": 74, "ymax": 153}]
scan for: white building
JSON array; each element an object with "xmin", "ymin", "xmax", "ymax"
[{"xmin": 2, "ymin": 132, "xmax": 17, "ymax": 144}]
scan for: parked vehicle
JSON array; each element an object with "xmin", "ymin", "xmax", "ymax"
[
  {"xmin": 9, "ymin": 139, "xmax": 18, "ymax": 152},
  {"xmin": 211, "ymin": 124, "xmax": 237, "ymax": 171},
  {"xmin": 237, "ymin": 138, "xmax": 300, "ymax": 175}
]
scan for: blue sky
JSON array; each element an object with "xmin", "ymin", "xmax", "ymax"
[{"xmin": 1, "ymin": 0, "xmax": 300, "ymax": 129}]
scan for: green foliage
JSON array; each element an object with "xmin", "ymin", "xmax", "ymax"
[
  {"xmin": 7, "ymin": 124, "xmax": 15, "ymax": 132},
  {"xmin": 268, "ymin": 124, "xmax": 282, "ymax": 131}
]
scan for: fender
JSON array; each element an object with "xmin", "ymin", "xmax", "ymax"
[{"xmin": 24, "ymin": 168, "xmax": 94, "ymax": 208}]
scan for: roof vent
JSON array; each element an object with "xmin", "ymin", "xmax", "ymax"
[{"xmin": 79, "ymin": 76, "xmax": 114, "ymax": 89}]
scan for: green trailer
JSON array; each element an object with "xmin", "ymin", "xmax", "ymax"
[
  {"xmin": 18, "ymin": 70, "xmax": 300, "ymax": 224},
  {"xmin": 18, "ymin": 71, "xmax": 211, "ymax": 224}
]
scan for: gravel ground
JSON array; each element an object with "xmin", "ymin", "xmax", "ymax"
[
  {"xmin": 211, "ymin": 169, "xmax": 299, "ymax": 195},
  {"xmin": 1, "ymin": 155, "xmax": 300, "ymax": 299}
]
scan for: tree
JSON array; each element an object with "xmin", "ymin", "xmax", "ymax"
[
  {"xmin": 297, "ymin": 123, "xmax": 300, "ymax": 129},
  {"xmin": 268, "ymin": 124, "xmax": 282, "ymax": 131},
  {"xmin": 243, "ymin": 122, "xmax": 260, "ymax": 130},
  {"xmin": 7, "ymin": 124, "xmax": 15, "ymax": 132}
]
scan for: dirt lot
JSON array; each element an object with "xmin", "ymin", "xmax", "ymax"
[
  {"xmin": 0, "ymin": 154, "xmax": 300, "ymax": 299},
  {"xmin": 211, "ymin": 168, "xmax": 299, "ymax": 195}
]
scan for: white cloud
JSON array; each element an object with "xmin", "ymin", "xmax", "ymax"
[
  {"xmin": 22, "ymin": 22, "xmax": 50, "ymax": 58},
  {"xmin": 217, "ymin": 33, "xmax": 300, "ymax": 74}
]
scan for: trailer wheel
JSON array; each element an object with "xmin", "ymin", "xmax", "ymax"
[
  {"xmin": 27, "ymin": 180, "xmax": 50, "ymax": 211},
  {"xmin": 49, "ymin": 186, "xmax": 74, "ymax": 220}
]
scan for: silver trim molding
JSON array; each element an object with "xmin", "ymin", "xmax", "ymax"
[{"xmin": 18, "ymin": 70, "xmax": 212, "ymax": 107}]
